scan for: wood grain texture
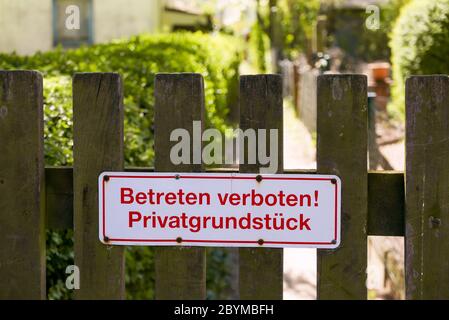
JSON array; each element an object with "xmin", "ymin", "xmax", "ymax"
[
  {"xmin": 405, "ymin": 75, "xmax": 449, "ymax": 299},
  {"xmin": 154, "ymin": 73, "xmax": 206, "ymax": 300},
  {"xmin": 46, "ymin": 169, "xmax": 405, "ymax": 237},
  {"xmin": 0, "ymin": 71, "xmax": 45, "ymax": 299},
  {"xmin": 317, "ymin": 74, "xmax": 368, "ymax": 299},
  {"xmin": 73, "ymin": 73, "xmax": 125, "ymax": 299},
  {"xmin": 239, "ymin": 74, "xmax": 283, "ymax": 300}
]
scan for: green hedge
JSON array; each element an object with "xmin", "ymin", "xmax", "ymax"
[
  {"xmin": 389, "ymin": 0, "xmax": 449, "ymax": 117},
  {"xmin": 0, "ymin": 32, "xmax": 242, "ymax": 299},
  {"xmin": 1, "ymin": 32, "xmax": 242, "ymax": 166}
]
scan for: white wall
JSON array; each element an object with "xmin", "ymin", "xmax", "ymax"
[
  {"xmin": 0, "ymin": 0, "xmax": 53, "ymax": 55},
  {"xmin": 0, "ymin": 0, "xmax": 162, "ymax": 54},
  {"xmin": 93, "ymin": 0, "xmax": 161, "ymax": 44}
]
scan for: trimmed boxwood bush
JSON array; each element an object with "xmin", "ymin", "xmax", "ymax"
[
  {"xmin": 0, "ymin": 32, "xmax": 242, "ymax": 166},
  {"xmin": 0, "ymin": 32, "xmax": 242, "ymax": 299},
  {"xmin": 390, "ymin": 0, "xmax": 449, "ymax": 117}
]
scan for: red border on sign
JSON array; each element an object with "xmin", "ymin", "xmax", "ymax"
[{"xmin": 102, "ymin": 175, "xmax": 339, "ymax": 245}]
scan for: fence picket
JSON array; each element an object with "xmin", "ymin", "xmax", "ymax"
[
  {"xmin": 316, "ymin": 74, "xmax": 368, "ymax": 299},
  {"xmin": 154, "ymin": 73, "xmax": 206, "ymax": 300},
  {"xmin": 0, "ymin": 71, "xmax": 45, "ymax": 299},
  {"xmin": 238, "ymin": 74, "xmax": 284, "ymax": 300},
  {"xmin": 73, "ymin": 73, "xmax": 125, "ymax": 299},
  {"xmin": 405, "ymin": 75, "xmax": 449, "ymax": 299}
]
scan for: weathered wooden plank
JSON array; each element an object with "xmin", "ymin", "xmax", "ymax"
[
  {"xmin": 73, "ymin": 73, "xmax": 125, "ymax": 299},
  {"xmin": 405, "ymin": 75, "xmax": 449, "ymax": 299},
  {"xmin": 0, "ymin": 71, "xmax": 45, "ymax": 299},
  {"xmin": 368, "ymin": 171, "xmax": 404, "ymax": 237},
  {"xmin": 45, "ymin": 168, "xmax": 405, "ymax": 237},
  {"xmin": 239, "ymin": 74, "xmax": 283, "ymax": 300},
  {"xmin": 154, "ymin": 73, "xmax": 206, "ymax": 300},
  {"xmin": 317, "ymin": 74, "xmax": 368, "ymax": 299}
]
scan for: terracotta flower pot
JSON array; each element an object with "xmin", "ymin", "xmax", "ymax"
[{"xmin": 370, "ymin": 62, "xmax": 391, "ymax": 81}]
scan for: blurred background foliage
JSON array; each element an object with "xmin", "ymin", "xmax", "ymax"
[
  {"xmin": 324, "ymin": 0, "xmax": 411, "ymax": 64},
  {"xmin": 247, "ymin": 0, "xmax": 411, "ymax": 71},
  {"xmin": 0, "ymin": 32, "xmax": 242, "ymax": 167},
  {"xmin": 389, "ymin": 0, "xmax": 449, "ymax": 118},
  {"xmin": 254, "ymin": 0, "xmax": 320, "ymax": 61}
]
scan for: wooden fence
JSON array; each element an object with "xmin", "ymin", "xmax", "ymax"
[{"xmin": 0, "ymin": 70, "xmax": 448, "ymax": 300}]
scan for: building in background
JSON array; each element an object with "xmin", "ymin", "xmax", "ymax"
[
  {"xmin": 0, "ymin": 0, "xmax": 209, "ymax": 55},
  {"xmin": 163, "ymin": 0, "xmax": 210, "ymax": 32}
]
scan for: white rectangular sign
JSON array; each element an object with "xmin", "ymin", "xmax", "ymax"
[{"xmin": 99, "ymin": 172, "xmax": 341, "ymax": 248}]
